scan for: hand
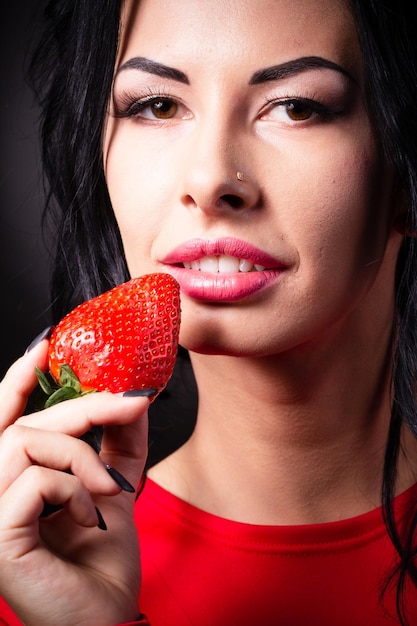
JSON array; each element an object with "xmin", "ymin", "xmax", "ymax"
[{"xmin": 0, "ymin": 338, "xmax": 149, "ymax": 625}]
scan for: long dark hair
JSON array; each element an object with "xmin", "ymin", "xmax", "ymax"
[
  {"xmin": 30, "ymin": 1, "xmax": 417, "ymax": 623},
  {"xmin": 31, "ymin": 0, "xmax": 128, "ymax": 319},
  {"xmin": 349, "ymin": 2, "xmax": 417, "ymax": 624}
]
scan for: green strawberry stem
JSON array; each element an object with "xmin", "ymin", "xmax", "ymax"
[{"xmin": 35, "ymin": 365, "xmax": 103, "ymax": 453}]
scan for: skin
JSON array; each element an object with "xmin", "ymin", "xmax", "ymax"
[
  {"xmin": 105, "ymin": 0, "xmax": 397, "ymax": 358},
  {"xmin": 0, "ymin": 0, "xmax": 415, "ymax": 624},
  {"xmin": 0, "ymin": 340, "xmax": 149, "ymax": 624},
  {"xmin": 104, "ymin": 0, "xmax": 416, "ymax": 524}
]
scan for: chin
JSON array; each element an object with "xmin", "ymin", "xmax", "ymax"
[{"xmin": 180, "ymin": 332, "xmax": 280, "ymax": 359}]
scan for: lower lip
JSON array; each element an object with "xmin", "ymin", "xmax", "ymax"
[{"xmin": 165, "ymin": 267, "xmax": 284, "ymax": 302}]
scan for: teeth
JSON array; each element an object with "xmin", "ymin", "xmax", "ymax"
[
  {"xmin": 239, "ymin": 259, "xmax": 253, "ymax": 272},
  {"xmin": 200, "ymin": 256, "xmax": 220, "ymax": 273},
  {"xmin": 182, "ymin": 255, "xmax": 265, "ymax": 273},
  {"xmin": 219, "ymin": 256, "xmax": 240, "ymax": 273}
]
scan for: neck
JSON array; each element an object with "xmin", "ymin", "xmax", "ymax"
[{"xmin": 149, "ymin": 315, "xmax": 417, "ymax": 525}]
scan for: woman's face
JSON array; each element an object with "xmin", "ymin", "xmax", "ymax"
[{"xmin": 104, "ymin": 0, "xmax": 402, "ymax": 357}]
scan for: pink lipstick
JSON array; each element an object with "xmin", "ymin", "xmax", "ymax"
[{"xmin": 161, "ymin": 237, "xmax": 287, "ymax": 302}]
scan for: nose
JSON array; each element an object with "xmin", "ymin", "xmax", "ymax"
[{"xmin": 179, "ymin": 121, "xmax": 261, "ymax": 216}]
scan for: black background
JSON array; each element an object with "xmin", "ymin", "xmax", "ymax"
[{"xmin": 0, "ymin": 2, "xmax": 51, "ymax": 377}]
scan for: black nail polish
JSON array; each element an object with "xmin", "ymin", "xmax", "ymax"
[
  {"xmin": 105, "ymin": 464, "xmax": 136, "ymax": 493},
  {"xmin": 26, "ymin": 326, "xmax": 54, "ymax": 353},
  {"xmin": 121, "ymin": 388, "xmax": 158, "ymax": 398},
  {"xmin": 95, "ymin": 507, "xmax": 107, "ymax": 531}
]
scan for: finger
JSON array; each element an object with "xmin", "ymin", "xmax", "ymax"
[
  {"xmin": 0, "ymin": 340, "xmax": 49, "ymax": 432},
  {"xmin": 100, "ymin": 411, "xmax": 149, "ymax": 493},
  {"xmin": 0, "ymin": 424, "xmax": 122, "ymax": 497},
  {"xmin": 0, "ymin": 466, "xmax": 100, "ymax": 542},
  {"xmin": 16, "ymin": 390, "xmax": 150, "ymax": 437}
]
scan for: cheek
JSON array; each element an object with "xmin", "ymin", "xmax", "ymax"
[
  {"xmin": 105, "ymin": 131, "xmax": 156, "ymax": 206},
  {"xmin": 103, "ymin": 127, "xmax": 168, "ymax": 273},
  {"xmin": 103, "ymin": 183, "xmax": 146, "ymax": 277},
  {"xmin": 104, "ymin": 118, "xmax": 179, "ymax": 193},
  {"xmin": 289, "ymin": 140, "xmax": 394, "ymax": 272},
  {"xmin": 105, "ymin": 128, "xmax": 179, "ymax": 222}
]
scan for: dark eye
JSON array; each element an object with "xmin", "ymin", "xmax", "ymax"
[
  {"xmin": 115, "ymin": 96, "xmax": 184, "ymax": 121},
  {"xmin": 285, "ymin": 100, "xmax": 314, "ymax": 121},
  {"xmin": 134, "ymin": 96, "xmax": 193, "ymax": 122},
  {"xmin": 147, "ymin": 98, "xmax": 178, "ymax": 119},
  {"xmin": 259, "ymin": 97, "xmax": 333, "ymax": 124}
]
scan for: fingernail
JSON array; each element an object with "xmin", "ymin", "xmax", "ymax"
[
  {"xmin": 120, "ymin": 388, "xmax": 158, "ymax": 398},
  {"xmin": 26, "ymin": 326, "xmax": 54, "ymax": 353},
  {"xmin": 95, "ymin": 507, "xmax": 107, "ymax": 531},
  {"xmin": 105, "ymin": 464, "xmax": 135, "ymax": 493}
]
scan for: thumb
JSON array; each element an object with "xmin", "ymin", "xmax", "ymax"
[{"xmin": 99, "ymin": 400, "xmax": 150, "ymax": 493}]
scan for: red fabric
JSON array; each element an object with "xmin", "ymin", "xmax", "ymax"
[
  {"xmin": 2, "ymin": 479, "xmax": 417, "ymax": 625},
  {"xmin": 136, "ymin": 479, "xmax": 417, "ymax": 626}
]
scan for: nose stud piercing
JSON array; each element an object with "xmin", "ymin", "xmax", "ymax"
[{"xmin": 236, "ymin": 171, "xmax": 245, "ymax": 181}]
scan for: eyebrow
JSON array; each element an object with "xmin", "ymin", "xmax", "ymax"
[
  {"xmin": 249, "ymin": 56, "xmax": 354, "ymax": 84},
  {"xmin": 115, "ymin": 55, "xmax": 353, "ymax": 86},
  {"xmin": 116, "ymin": 56, "xmax": 189, "ymax": 84}
]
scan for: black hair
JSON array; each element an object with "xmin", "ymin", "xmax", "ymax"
[
  {"xmin": 348, "ymin": 2, "xmax": 417, "ymax": 624},
  {"xmin": 30, "ymin": 1, "xmax": 417, "ymax": 623},
  {"xmin": 30, "ymin": 0, "xmax": 128, "ymax": 320}
]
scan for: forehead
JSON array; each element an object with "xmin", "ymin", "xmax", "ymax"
[{"xmin": 118, "ymin": 0, "xmax": 361, "ymax": 79}]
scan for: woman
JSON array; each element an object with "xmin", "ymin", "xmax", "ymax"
[{"xmin": 1, "ymin": 0, "xmax": 417, "ymax": 624}]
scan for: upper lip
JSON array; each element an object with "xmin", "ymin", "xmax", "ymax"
[{"xmin": 161, "ymin": 237, "xmax": 286, "ymax": 269}]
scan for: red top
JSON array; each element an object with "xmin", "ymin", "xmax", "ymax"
[{"xmin": 2, "ymin": 478, "xmax": 417, "ymax": 625}]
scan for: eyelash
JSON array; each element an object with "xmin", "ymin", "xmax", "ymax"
[
  {"xmin": 113, "ymin": 90, "xmax": 341, "ymax": 124},
  {"xmin": 260, "ymin": 95, "xmax": 341, "ymax": 122},
  {"xmin": 113, "ymin": 89, "xmax": 183, "ymax": 120}
]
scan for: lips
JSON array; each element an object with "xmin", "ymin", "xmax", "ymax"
[{"xmin": 161, "ymin": 237, "xmax": 286, "ymax": 302}]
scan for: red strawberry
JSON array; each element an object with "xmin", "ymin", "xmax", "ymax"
[{"xmin": 36, "ymin": 273, "xmax": 181, "ymax": 407}]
